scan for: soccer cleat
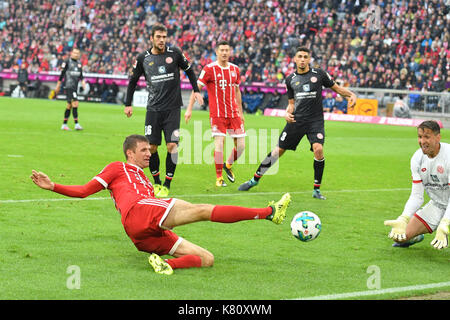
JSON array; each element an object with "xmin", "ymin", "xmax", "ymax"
[
  {"xmin": 312, "ymin": 189, "xmax": 326, "ymax": 200},
  {"xmin": 238, "ymin": 178, "xmax": 258, "ymax": 191},
  {"xmin": 216, "ymin": 177, "xmax": 227, "ymax": 187},
  {"xmin": 266, "ymin": 193, "xmax": 291, "ymax": 224},
  {"xmin": 153, "ymin": 184, "xmax": 162, "ymax": 196},
  {"xmin": 148, "ymin": 253, "xmax": 173, "ymax": 275},
  {"xmin": 74, "ymin": 123, "xmax": 83, "ymax": 130},
  {"xmin": 61, "ymin": 124, "xmax": 70, "ymax": 131},
  {"xmin": 223, "ymin": 163, "xmax": 235, "ymax": 183},
  {"xmin": 156, "ymin": 185, "xmax": 170, "ymax": 197},
  {"xmin": 392, "ymin": 234, "xmax": 424, "ymax": 248}
]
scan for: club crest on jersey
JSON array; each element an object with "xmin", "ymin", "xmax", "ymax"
[
  {"xmin": 437, "ymin": 165, "xmax": 444, "ymax": 174},
  {"xmin": 158, "ymin": 66, "xmax": 166, "ymax": 74},
  {"xmin": 421, "ymin": 168, "xmax": 427, "ymax": 172},
  {"xmin": 231, "ymin": 71, "xmax": 236, "ymax": 77},
  {"xmin": 303, "ymin": 84, "xmax": 310, "ymax": 92},
  {"xmin": 311, "ymin": 76, "xmax": 317, "ymax": 83},
  {"xmin": 166, "ymin": 57, "xmax": 173, "ymax": 64}
]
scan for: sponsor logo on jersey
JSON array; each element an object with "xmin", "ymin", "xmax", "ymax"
[
  {"xmin": 303, "ymin": 84, "xmax": 310, "ymax": 92},
  {"xmin": 158, "ymin": 66, "xmax": 166, "ymax": 74},
  {"xmin": 317, "ymin": 133, "xmax": 324, "ymax": 139}
]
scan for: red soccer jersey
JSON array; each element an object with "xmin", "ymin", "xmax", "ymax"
[
  {"xmin": 198, "ymin": 61, "xmax": 241, "ymax": 118},
  {"xmin": 94, "ymin": 161, "xmax": 155, "ymax": 216}
]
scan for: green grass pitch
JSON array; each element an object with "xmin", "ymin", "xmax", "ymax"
[{"xmin": 0, "ymin": 96, "xmax": 448, "ymax": 300}]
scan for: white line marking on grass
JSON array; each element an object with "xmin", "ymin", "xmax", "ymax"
[
  {"xmin": 0, "ymin": 188, "xmax": 410, "ymax": 204},
  {"xmin": 7, "ymin": 154, "xmax": 24, "ymax": 158},
  {"xmin": 295, "ymin": 281, "xmax": 450, "ymax": 300}
]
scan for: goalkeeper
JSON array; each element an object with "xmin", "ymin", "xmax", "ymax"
[{"xmin": 384, "ymin": 120, "xmax": 449, "ymax": 250}]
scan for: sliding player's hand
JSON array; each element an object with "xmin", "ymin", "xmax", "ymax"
[{"xmin": 30, "ymin": 170, "xmax": 55, "ymax": 191}]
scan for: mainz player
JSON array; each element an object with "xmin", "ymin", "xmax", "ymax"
[
  {"xmin": 185, "ymin": 41, "xmax": 245, "ymax": 188},
  {"xmin": 31, "ymin": 135, "xmax": 292, "ymax": 275},
  {"xmin": 385, "ymin": 120, "xmax": 449, "ymax": 250}
]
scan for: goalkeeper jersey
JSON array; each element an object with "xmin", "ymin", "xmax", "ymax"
[{"xmin": 410, "ymin": 142, "xmax": 450, "ymax": 210}]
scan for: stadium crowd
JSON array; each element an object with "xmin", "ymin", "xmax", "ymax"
[{"xmin": 0, "ymin": 0, "xmax": 449, "ymax": 94}]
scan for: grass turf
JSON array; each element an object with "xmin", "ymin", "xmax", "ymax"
[{"xmin": 0, "ymin": 97, "xmax": 449, "ymax": 300}]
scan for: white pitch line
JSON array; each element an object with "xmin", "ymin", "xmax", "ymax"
[
  {"xmin": 0, "ymin": 188, "xmax": 411, "ymax": 204},
  {"xmin": 296, "ymin": 281, "xmax": 450, "ymax": 300}
]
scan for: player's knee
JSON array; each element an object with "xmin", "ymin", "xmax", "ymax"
[
  {"xmin": 166, "ymin": 142, "xmax": 178, "ymax": 153},
  {"xmin": 150, "ymin": 144, "xmax": 158, "ymax": 154},
  {"xmin": 313, "ymin": 145, "xmax": 324, "ymax": 158}
]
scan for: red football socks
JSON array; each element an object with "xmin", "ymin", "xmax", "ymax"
[
  {"xmin": 166, "ymin": 255, "xmax": 202, "ymax": 269},
  {"xmin": 210, "ymin": 205, "xmax": 273, "ymax": 223}
]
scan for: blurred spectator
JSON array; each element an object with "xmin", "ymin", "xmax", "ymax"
[
  {"xmin": 0, "ymin": 0, "xmax": 448, "ymax": 93},
  {"xmin": 323, "ymin": 91, "xmax": 335, "ymax": 112},
  {"xmin": 393, "ymin": 98, "xmax": 411, "ymax": 118},
  {"xmin": 242, "ymin": 88, "xmax": 264, "ymax": 113},
  {"xmin": 332, "ymin": 94, "xmax": 348, "ymax": 114},
  {"xmin": 17, "ymin": 63, "xmax": 29, "ymax": 96},
  {"xmin": 265, "ymin": 90, "xmax": 282, "ymax": 110},
  {"xmin": 438, "ymin": 91, "xmax": 450, "ymax": 113}
]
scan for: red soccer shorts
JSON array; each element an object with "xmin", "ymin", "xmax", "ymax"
[
  {"xmin": 123, "ymin": 198, "xmax": 183, "ymax": 256},
  {"xmin": 210, "ymin": 117, "xmax": 246, "ymax": 138}
]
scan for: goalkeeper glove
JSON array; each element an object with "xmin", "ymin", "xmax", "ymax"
[
  {"xmin": 430, "ymin": 218, "xmax": 449, "ymax": 250},
  {"xmin": 384, "ymin": 215, "xmax": 410, "ymax": 242}
]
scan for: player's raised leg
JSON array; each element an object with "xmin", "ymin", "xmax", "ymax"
[
  {"xmin": 162, "ymin": 194, "xmax": 291, "ymax": 229},
  {"xmin": 238, "ymin": 147, "xmax": 285, "ymax": 191}
]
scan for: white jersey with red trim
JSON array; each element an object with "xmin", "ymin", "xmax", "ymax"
[
  {"xmin": 197, "ymin": 61, "xmax": 241, "ymax": 118},
  {"xmin": 410, "ymin": 142, "xmax": 450, "ymax": 210}
]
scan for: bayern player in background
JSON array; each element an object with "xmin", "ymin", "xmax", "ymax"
[
  {"xmin": 185, "ymin": 40, "xmax": 245, "ymax": 187},
  {"xmin": 385, "ymin": 120, "xmax": 449, "ymax": 250},
  {"xmin": 30, "ymin": 135, "xmax": 292, "ymax": 275}
]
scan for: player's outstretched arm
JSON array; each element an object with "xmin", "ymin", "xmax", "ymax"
[
  {"xmin": 331, "ymin": 84, "xmax": 357, "ymax": 108},
  {"xmin": 31, "ymin": 170, "xmax": 104, "ymax": 198},
  {"xmin": 31, "ymin": 170, "xmax": 55, "ymax": 190}
]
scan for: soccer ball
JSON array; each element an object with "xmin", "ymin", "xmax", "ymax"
[{"xmin": 290, "ymin": 211, "xmax": 322, "ymax": 242}]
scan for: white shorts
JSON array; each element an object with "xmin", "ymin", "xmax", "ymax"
[{"xmin": 414, "ymin": 201, "xmax": 445, "ymax": 232}]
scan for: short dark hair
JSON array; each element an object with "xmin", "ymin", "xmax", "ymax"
[
  {"xmin": 296, "ymin": 46, "xmax": 311, "ymax": 55},
  {"xmin": 123, "ymin": 135, "xmax": 149, "ymax": 159},
  {"xmin": 216, "ymin": 40, "xmax": 230, "ymax": 48},
  {"xmin": 151, "ymin": 24, "xmax": 167, "ymax": 37},
  {"xmin": 418, "ymin": 120, "xmax": 440, "ymax": 134}
]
